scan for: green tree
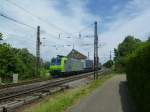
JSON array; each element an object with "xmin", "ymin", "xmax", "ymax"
[
  {"xmin": 0, "ymin": 44, "xmax": 19, "ymax": 80},
  {"xmin": 0, "ymin": 33, "xmax": 3, "ymax": 44},
  {"xmin": 0, "ymin": 32, "xmax": 50, "ymax": 81},
  {"xmin": 114, "ymin": 35, "xmax": 142, "ymax": 72},
  {"xmin": 43, "ymin": 61, "xmax": 50, "ymax": 69},
  {"xmin": 126, "ymin": 40, "xmax": 150, "ymax": 112},
  {"xmin": 0, "ymin": 43, "xmax": 37, "ymax": 80},
  {"xmin": 103, "ymin": 60, "xmax": 113, "ymax": 68},
  {"xmin": 147, "ymin": 37, "xmax": 150, "ymax": 42}
]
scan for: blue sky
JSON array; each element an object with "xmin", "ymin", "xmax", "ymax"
[
  {"xmin": 1, "ymin": 0, "xmax": 150, "ymax": 63},
  {"xmin": 87, "ymin": 0, "xmax": 127, "ymax": 18}
]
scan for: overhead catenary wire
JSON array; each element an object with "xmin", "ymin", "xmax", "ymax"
[
  {"xmin": 4, "ymin": 0, "xmax": 77, "ymax": 45},
  {"xmin": 0, "ymin": 13, "xmax": 36, "ymax": 29},
  {"xmin": 1, "ymin": 1, "xmax": 100, "ymax": 53},
  {"xmin": 6, "ymin": 0, "xmax": 96, "ymax": 38},
  {"xmin": 0, "ymin": 14, "xmax": 39, "ymax": 48},
  {"xmin": 4, "ymin": 33, "xmax": 36, "ymax": 48},
  {"xmin": 2, "ymin": 4, "xmax": 71, "ymax": 41},
  {"xmin": 5, "ymin": 0, "xmax": 72, "ymax": 35},
  {"xmin": 5, "ymin": 0, "xmax": 97, "ymax": 41},
  {"xmin": 0, "ymin": 5, "xmax": 101, "ymax": 62},
  {"xmin": 78, "ymin": 23, "xmax": 94, "ymax": 33},
  {"xmin": 53, "ymin": 23, "xmax": 94, "ymax": 39},
  {"xmin": 0, "ymin": 12, "xmax": 70, "ymax": 44}
]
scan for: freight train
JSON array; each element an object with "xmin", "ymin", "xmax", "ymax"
[{"xmin": 49, "ymin": 55, "xmax": 94, "ymax": 77}]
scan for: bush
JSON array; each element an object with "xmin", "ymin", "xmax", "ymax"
[
  {"xmin": 126, "ymin": 41, "xmax": 150, "ymax": 112},
  {"xmin": 0, "ymin": 43, "xmax": 37, "ymax": 81},
  {"xmin": 40, "ymin": 68, "xmax": 51, "ymax": 80},
  {"xmin": 103, "ymin": 60, "xmax": 113, "ymax": 68},
  {"xmin": 114, "ymin": 36, "xmax": 141, "ymax": 72}
]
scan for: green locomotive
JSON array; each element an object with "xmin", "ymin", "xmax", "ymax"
[{"xmin": 49, "ymin": 55, "xmax": 68, "ymax": 76}]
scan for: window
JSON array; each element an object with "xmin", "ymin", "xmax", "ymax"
[{"xmin": 51, "ymin": 57, "xmax": 61, "ymax": 65}]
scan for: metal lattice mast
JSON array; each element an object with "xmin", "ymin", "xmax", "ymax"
[
  {"xmin": 94, "ymin": 21, "xmax": 99, "ymax": 80},
  {"xmin": 36, "ymin": 26, "xmax": 40, "ymax": 76}
]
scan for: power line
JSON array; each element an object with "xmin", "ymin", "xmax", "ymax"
[
  {"xmin": 78, "ymin": 23, "xmax": 94, "ymax": 33},
  {"xmin": 0, "ymin": 13, "xmax": 36, "ymax": 29},
  {"xmin": 5, "ymin": 0, "xmax": 96, "ymax": 38},
  {"xmin": 71, "ymin": 23, "xmax": 94, "ymax": 39},
  {"xmin": 5, "ymin": 0, "xmax": 71, "ymax": 35},
  {"xmin": 42, "ymin": 31, "xmax": 73, "ymax": 45},
  {"xmin": 6, "ymin": 0, "xmax": 75, "ymax": 41},
  {"xmin": 0, "ymin": 13, "xmax": 66, "ymax": 43},
  {"xmin": 5, "ymin": 0, "xmax": 98, "ymax": 42},
  {"xmin": 3, "ymin": 33, "xmax": 36, "ymax": 48},
  {"xmin": 1, "ymin": 2, "xmax": 98, "ymax": 56}
]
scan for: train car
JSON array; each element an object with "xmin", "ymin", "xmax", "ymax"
[
  {"xmin": 49, "ymin": 55, "xmax": 93, "ymax": 77},
  {"xmin": 83, "ymin": 60, "xmax": 93, "ymax": 72},
  {"xmin": 64, "ymin": 58, "xmax": 84, "ymax": 73}
]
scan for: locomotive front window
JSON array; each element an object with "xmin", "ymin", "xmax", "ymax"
[{"xmin": 51, "ymin": 58, "xmax": 61, "ymax": 65}]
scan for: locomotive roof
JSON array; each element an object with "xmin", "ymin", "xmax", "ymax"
[{"xmin": 67, "ymin": 49, "xmax": 87, "ymax": 60}]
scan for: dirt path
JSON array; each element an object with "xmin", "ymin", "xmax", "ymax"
[{"xmin": 66, "ymin": 75, "xmax": 132, "ymax": 112}]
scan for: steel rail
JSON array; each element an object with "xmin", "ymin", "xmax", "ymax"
[
  {"xmin": 0, "ymin": 70, "xmax": 104, "ymax": 101},
  {"xmin": 0, "ymin": 78, "xmax": 48, "ymax": 89}
]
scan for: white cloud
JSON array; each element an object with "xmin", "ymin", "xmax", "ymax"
[{"xmin": 100, "ymin": 0, "xmax": 150, "ymax": 63}]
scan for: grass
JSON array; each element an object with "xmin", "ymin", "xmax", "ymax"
[
  {"xmin": 24, "ymin": 74, "xmax": 113, "ymax": 112},
  {"xmin": 40, "ymin": 69, "xmax": 51, "ymax": 80}
]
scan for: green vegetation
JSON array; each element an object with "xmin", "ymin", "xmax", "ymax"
[
  {"xmin": 0, "ymin": 33, "xmax": 49, "ymax": 82},
  {"xmin": 40, "ymin": 69, "xmax": 51, "ymax": 80},
  {"xmin": 114, "ymin": 35, "xmax": 141, "ymax": 72},
  {"xmin": 103, "ymin": 60, "xmax": 113, "ymax": 68},
  {"xmin": 113, "ymin": 35, "xmax": 150, "ymax": 111},
  {"xmin": 126, "ymin": 41, "xmax": 150, "ymax": 112},
  {"xmin": 0, "ymin": 43, "xmax": 36, "ymax": 81},
  {"xmin": 0, "ymin": 33, "xmax": 3, "ymax": 41},
  {"xmin": 24, "ymin": 74, "xmax": 113, "ymax": 112}
]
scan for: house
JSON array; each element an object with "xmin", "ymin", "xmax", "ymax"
[{"xmin": 67, "ymin": 49, "xmax": 87, "ymax": 60}]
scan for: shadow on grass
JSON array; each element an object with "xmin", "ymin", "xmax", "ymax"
[{"xmin": 119, "ymin": 81, "xmax": 136, "ymax": 112}]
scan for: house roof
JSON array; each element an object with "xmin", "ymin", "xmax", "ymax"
[{"xmin": 67, "ymin": 49, "xmax": 87, "ymax": 60}]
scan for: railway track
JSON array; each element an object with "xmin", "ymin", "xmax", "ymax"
[
  {"xmin": 0, "ymin": 69, "xmax": 110, "ymax": 112},
  {"xmin": 0, "ymin": 78, "xmax": 48, "ymax": 89},
  {"xmin": 0, "ymin": 71, "xmax": 96, "ymax": 101}
]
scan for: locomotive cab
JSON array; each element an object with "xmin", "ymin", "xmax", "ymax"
[{"xmin": 49, "ymin": 55, "xmax": 67, "ymax": 76}]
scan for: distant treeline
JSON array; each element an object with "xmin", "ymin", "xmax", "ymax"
[
  {"xmin": 114, "ymin": 35, "xmax": 150, "ymax": 112},
  {"xmin": 0, "ymin": 33, "xmax": 49, "ymax": 81}
]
